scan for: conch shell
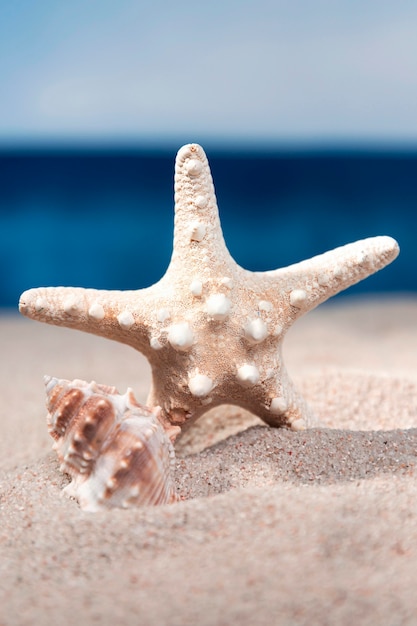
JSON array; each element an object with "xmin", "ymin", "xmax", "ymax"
[{"xmin": 45, "ymin": 376, "xmax": 178, "ymax": 511}]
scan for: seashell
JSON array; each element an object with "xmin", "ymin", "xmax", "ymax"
[{"xmin": 45, "ymin": 376, "xmax": 178, "ymax": 512}]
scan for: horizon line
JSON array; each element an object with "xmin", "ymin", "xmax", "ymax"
[{"xmin": 1, "ymin": 136, "xmax": 417, "ymax": 155}]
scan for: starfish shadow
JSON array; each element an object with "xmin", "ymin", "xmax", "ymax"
[{"xmin": 176, "ymin": 425, "xmax": 417, "ymax": 501}]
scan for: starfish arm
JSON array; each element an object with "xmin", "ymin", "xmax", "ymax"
[
  {"xmin": 19, "ymin": 286, "xmax": 152, "ymax": 351},
  {"xmin": 168, "ymin": 144, "xmax": 233, "ymax": 275},
  {"xmin": 265, "ymin": 236, "xmax": 399, "ymax": 316}
]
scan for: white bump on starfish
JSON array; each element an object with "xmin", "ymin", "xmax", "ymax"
[
  {"xmin": 185, "ymin": 159, "xmax": 203, "ymax": 177},
  {"xmin": 190, "ymin": 279, "xmax": 203, "ymax": 297},
  {"xmin": 206, "ymin": 293, "xmax": 231, "ymax": 321},
  {"xmin": 189, "ymin": 221, "xmax": 206, "ymax": 242},
  {"xmin": 35, "ymin": 297, "xmax": 46, "ymax": 312},
  {"xmin": 195, "ymin": 195, "xmax": 208, "ymax": 208},
  {"xmin": 317, "ymin": 273, "xmax": 330, "ymax": 286},
  {"xmin": 289, "ymin": 289, "xmax": 308, "ymax": 308},
  {"xmin": 237, "ymin": 364, "xmax": 260, "ymax": 386},
  {"xmin": 150, "ymin": 337, "xmax": 163, "ymax": 350},
  {"xmin": 220, "ymin": 277, "xmax": 234, "ymax": 289},
  {"xmin": 188, "ymin": 373, "xmax": 214, "ymax": 397},
  {"xmin": 270, "ymin": 396, "xmax": 288, "ymax": 414},
  {"xmin": 244, "ymin": 318, "xmax": 269, "ymax": 345},
  {"xmin": 258, "ymin": 300, "xmax": 273, "ymax": 312},
  {"xmin": 88, "ymin": 302, "xmax": 105, "ymax": 321},
  {"xmin": 167, "ymin": 322, "xmax": 194, "ymax": 351},
  {"xmin": 291, "ymin": 418, "xmax": 307, "ymax": 431},
  {"xmin": 19, "ymin": 143, "xmax": 400, "ymax": 434},
  {"xmin": 63, "ymin": 295, "xmax": 83, "ymax": 315},
  {"xmin": 157, "ymin": 308, "xmax": 171, "ymax": 323},
  {"xmin": 117, "ymin": 310, "xmax": 135, "ymax": 329}
]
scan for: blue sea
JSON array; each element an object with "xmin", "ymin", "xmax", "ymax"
[{"xmin": 0, "ymin": 147, "xmax": 415, "ymax": 309}]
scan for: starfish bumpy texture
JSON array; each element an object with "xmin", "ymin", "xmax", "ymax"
[{"xmin": 20, "ymin": 144, "xmax": 399, "ymax": 432}]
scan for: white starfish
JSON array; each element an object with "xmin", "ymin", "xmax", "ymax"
[{"xmin": 19, "ymin": 144, "xmax": 399, "ymax": 432}]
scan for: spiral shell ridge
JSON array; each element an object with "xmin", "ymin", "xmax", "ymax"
[{"xmin": 45, "ymin": 376, "xmax": 177, "ymax": 511}]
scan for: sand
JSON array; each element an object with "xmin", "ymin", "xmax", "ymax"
[{"xmin": 1, "ymin": 295, "xmax": 417, "ymax": 625}]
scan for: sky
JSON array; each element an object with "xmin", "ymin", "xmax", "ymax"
[{"xmin": 1, "ymin": 0, "xmax": 417, "ymax": 146}]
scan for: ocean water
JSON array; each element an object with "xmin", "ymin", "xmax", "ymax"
[{"xmin": 0, "ymin": 148, "xmax": 415, "ymax": 309}]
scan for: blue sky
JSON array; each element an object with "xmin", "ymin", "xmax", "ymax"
[{"xmin": 1, "ymin": 0, "xmax": 417, "ymax": 145}]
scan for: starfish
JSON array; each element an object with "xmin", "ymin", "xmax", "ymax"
[{"xmin": 19, "ymin": 143, "xmax": 399, "ymax": 432}]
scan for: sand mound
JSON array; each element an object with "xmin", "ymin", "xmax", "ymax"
[{"xmin": 2, "ymin": 297, "xmax": 417, "ymax": 625}]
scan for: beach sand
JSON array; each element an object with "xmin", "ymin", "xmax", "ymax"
[{"xmin": 1, "ymin": 295, "xmax": 417, "ymax": 625}]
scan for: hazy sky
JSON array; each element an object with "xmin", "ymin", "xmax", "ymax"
[{"xmin": 1, "ymin": 0, "xmax": 416, "ymax": 145}]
